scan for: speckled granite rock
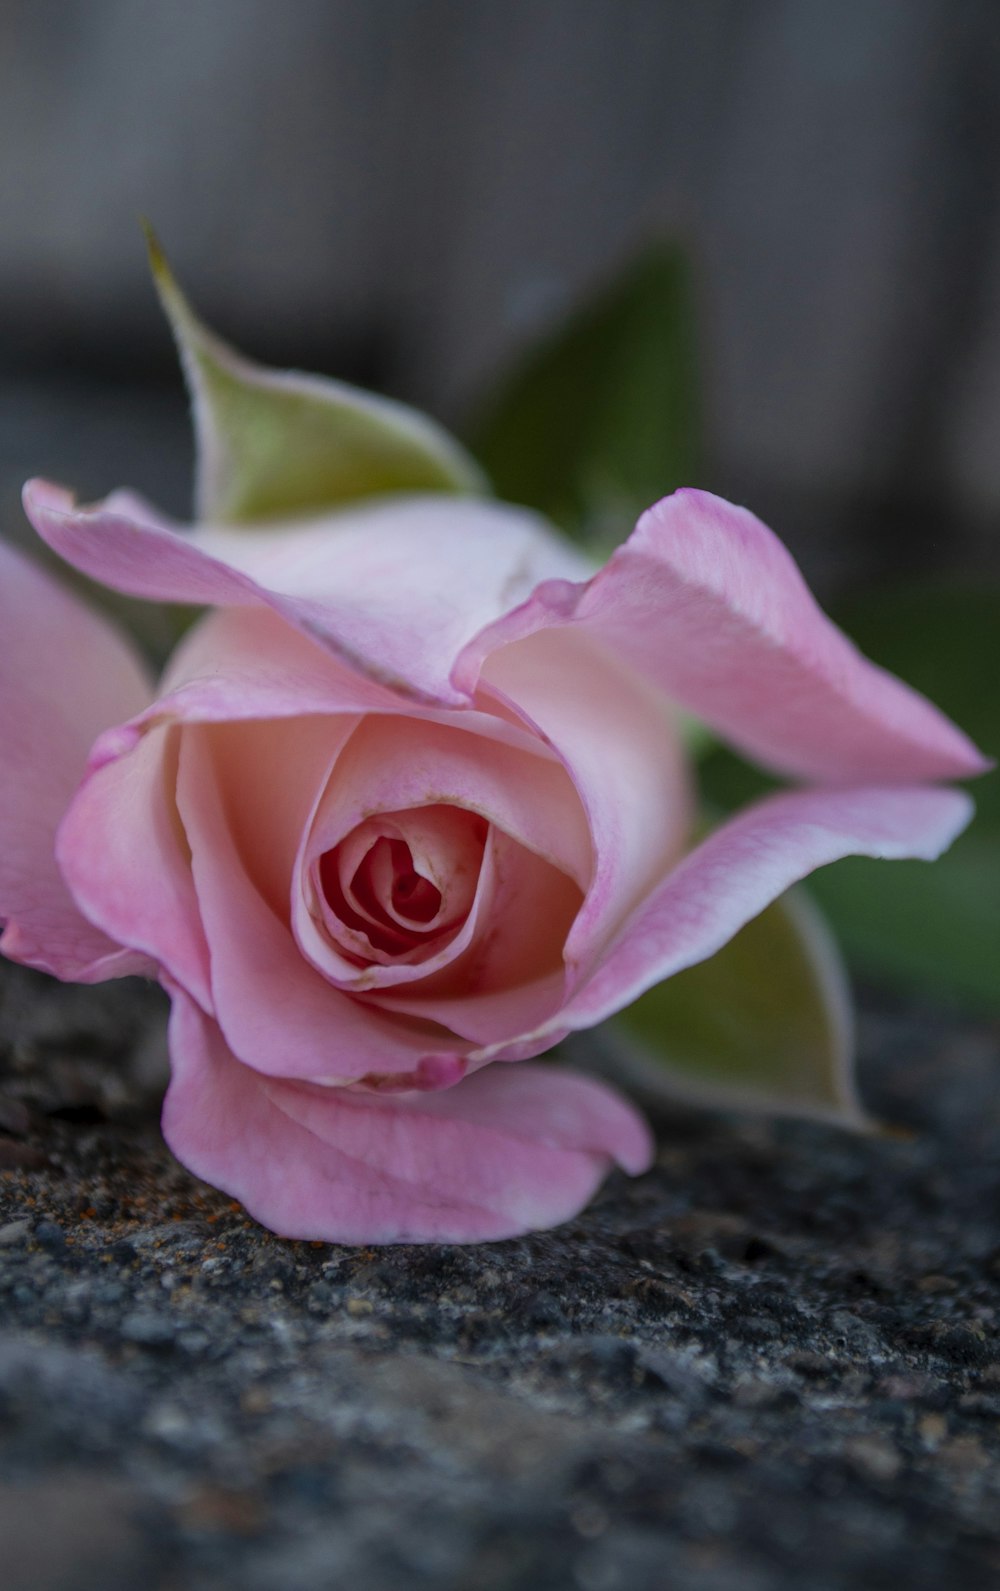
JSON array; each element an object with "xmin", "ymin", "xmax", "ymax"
[{"xmin": 1, "ymin": 957, "xmax": 998, "ymax": 1591}]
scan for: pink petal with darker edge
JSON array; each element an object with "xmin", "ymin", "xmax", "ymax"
[
  {"xmin": 0, "ymin": 538, "xmax": 153, "ymax": 980},
  {"xmin": 162, "ymin": 985, "xmax": 653, "ymax": 1244},
  {"xmin": 57, "ymin": 724, "xmax": 213, "ymax": 1011},
  {"xmin": 23, "ymin": 481, "xmax": 588, "ymax": 706},
  {"xmin": 459, "ymin": 489, "xmax": 988, "ymax": 785},
  {"xmin": 557, "ymin": 784, "xmax": 975, "ymax": 1033}
]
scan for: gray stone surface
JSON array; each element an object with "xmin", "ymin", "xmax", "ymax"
[{"xmin": 1, "ymin": 955, "xmax": 998, "ymax": 1591}]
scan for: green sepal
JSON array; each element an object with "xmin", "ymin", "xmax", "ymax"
[
  {"xmin": 613, "ymin": 886, "xmax": 869, "ymax": 1129},
  {"xmin": 143, "ymin": 222, "xmax": 486, "ymax": 524}
]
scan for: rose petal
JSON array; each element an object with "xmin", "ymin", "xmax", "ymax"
[
  {"xmin": 479, "ymin": 626, "xmax": 691, "ymax": 982},
  {"xmin": 176, "ymin": 719, "xmax": 457, "ymax": 1080},
  {"xmin": 136, "ymin": 605, "xmax": 588, "ymax": 802},
  {"xmin": 302, "ymin": 712, "xmax": 592, "ymax": 890},
  {"xmin": 0, "ymin": 538, "xmax": 153, "ymax": 979},
  {"xmin": 296, "ymin": 814, "xmax": 491, "ymax": 984},
  {"xmin": 83, "ymin": 604, "xmax": 413, "ymax": 790},
  {"xmin": 56, "ymin": 605, "xmax": 398, "ymax": 1011},
  {"xmin": 557, "ymin": 784, "xmax": 975, "ymax": 1033},
  {"xmin": 460, "ymin": 489, "xmax": 989, "ymax": 784},
  {"xmin": 23, "ymin": 481, "xmax": 589, "ymax": 705},
  {"xmin": 57, "ymin": 725, "xmax": 213, "ymax": 1009},
  {"xmin": 289, "ymin": 710, "xmax": 591, "ymax": 996},
  {"xmin": 162, "ymin": 986, "xmax": 653, "ymax": 1243},
  {"xmin": 160, "ymin": 603, "xmax": 406, "ymax": 714},
  {"xmin": 322, "ymin": 805, "xmax": 486, "ymax": 948}
]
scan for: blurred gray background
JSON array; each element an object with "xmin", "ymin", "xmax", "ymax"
[{"xmin": 3, "ymin": 0, "xmax": 1000, "ymax": 591}]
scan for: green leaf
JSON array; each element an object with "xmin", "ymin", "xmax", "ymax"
[
  {"xmin": 470, "ymin": 242, "xmax": 700, "ymax": 547},
  {"xmin": 613, "ymin": 887, "xmax": 868, "ymax": 1127},
  {"xmin": 143, "ymin": 222, "xmax": 486, "ymax": 524}
]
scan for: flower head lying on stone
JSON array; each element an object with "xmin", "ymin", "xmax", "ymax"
[{"xmin": 0, "ymin": 257, "xmax": 987, "ymax": 1243}]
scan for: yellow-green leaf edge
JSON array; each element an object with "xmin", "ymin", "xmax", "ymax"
[{"xmin": 143, "ymin": 222, "xmax": 487, "ymax": 525}]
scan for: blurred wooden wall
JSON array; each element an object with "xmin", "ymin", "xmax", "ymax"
[{"xmin": 2, "ymin": 0, "xmax": 999, "ymax": 587}]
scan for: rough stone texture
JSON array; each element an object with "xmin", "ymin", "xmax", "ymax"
[{"xmin": 0, "ymin": 955, "xmax": 998, "ymax": 1591}]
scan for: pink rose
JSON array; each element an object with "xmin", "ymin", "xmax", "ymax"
[{"xmin": 0, "ymin": 476, "xmax": 984, "ymax": 1242}]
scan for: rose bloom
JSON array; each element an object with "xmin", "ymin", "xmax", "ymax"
[{"xmin": 0, "ymin": 480, "xmax": 984, "ymax": 1242}]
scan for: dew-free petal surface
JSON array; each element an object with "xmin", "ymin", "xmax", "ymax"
[
  {"xmin": 303, "ymin": 712, "xmax": 592, "ymax": 890},
  {"xmin": 370, "ymin": 827, "xmax": 584, "ymax": 1045},
  {"xmin": 24, "ymin": 481, "xmax": 589, "ymax": 704},
  {"xmin": 58, "ymin": 724, "xmax": 211, "ymax": 1005},
  {"xmin": 558, "ymin": 784, "xmax": 975, "ymax": 1032},
  {"xmin": 176, "ymin": 721, "xmax": 454, "ymax": 1081},
  {"xmin": 480, "ymin": 626, "xmax": 690, "ymax": 982},
  {"xmin": 461, "ymin": 489, "xmax": 988, "ymax": 784},
  {"xmin": 162, "ymin": 986, "xmax": 653, "ymax": 1244},
  {"xmin": 0, "ymin": 538, "xmax": 153, "ymax": 979}
]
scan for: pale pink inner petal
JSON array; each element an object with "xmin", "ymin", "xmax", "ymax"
[
  {"xmin": 296, "ymin": 810, "xmax": 497, "ymax": 990},
  {"xmin": 175, "ymin": 718, "xmax": 461, "ymax": 1083},
  {"xmin": 158, "ymin": 603, "xmax": 407, "ymax": 716},
  {"xmin": 289, "ymin": 709, "xmax": 592, "ymax": 1000},
  {"xmin": 335, "ymin": 807, "xmax": 485, "ymax": 936},
  {"xmin": 57, "ymin": 723, "xmax": 212, "ymax": 1009},
  {"xmin": 478, "ymin": 625, "xmax": 691, "ymax": 985},
  {"xmin": 189, "ymin": 713, "xmax": 358, "ymax": 918},
  {"xmin": 304, "ymin": 713, "xmax": 592, "ymax": 888},
  {"xmin": 362, "ymin": 837, "xmax": 442, "ymax": 925}
]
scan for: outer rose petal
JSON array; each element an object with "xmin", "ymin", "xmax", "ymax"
[
  {"xmin": 0, "ymin": 538, "xmax": 153, "ymax": 979},
  {"xmin": 23, "ymin": 481, "xmax": 589, "ymax": 705},
  {"xmin": 162, "ymin": 986, "xmax": 653, "ymax": 1244},
  {"xmin": 555, "ymin": 784, "xmax": 975, "ymax": 1033},
  {"xmin": 56, "ymin": 605, "xmax": 398, "ymax": 1016},
  {"xmin": 460, "ymin": 489, "xmax": 988, "ymax": 785},
  {"xmin": 57, "ymin": 725, "xmax": 213, "ymax": 1011}
]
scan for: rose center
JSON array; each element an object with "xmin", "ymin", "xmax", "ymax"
[
  {"xmin": 313, "ymin": 805, "xmax": 488, "ymax": 965},
  {"xmin": 352, "ymin": 836, "xmax": 443, "ymax": 927}
]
